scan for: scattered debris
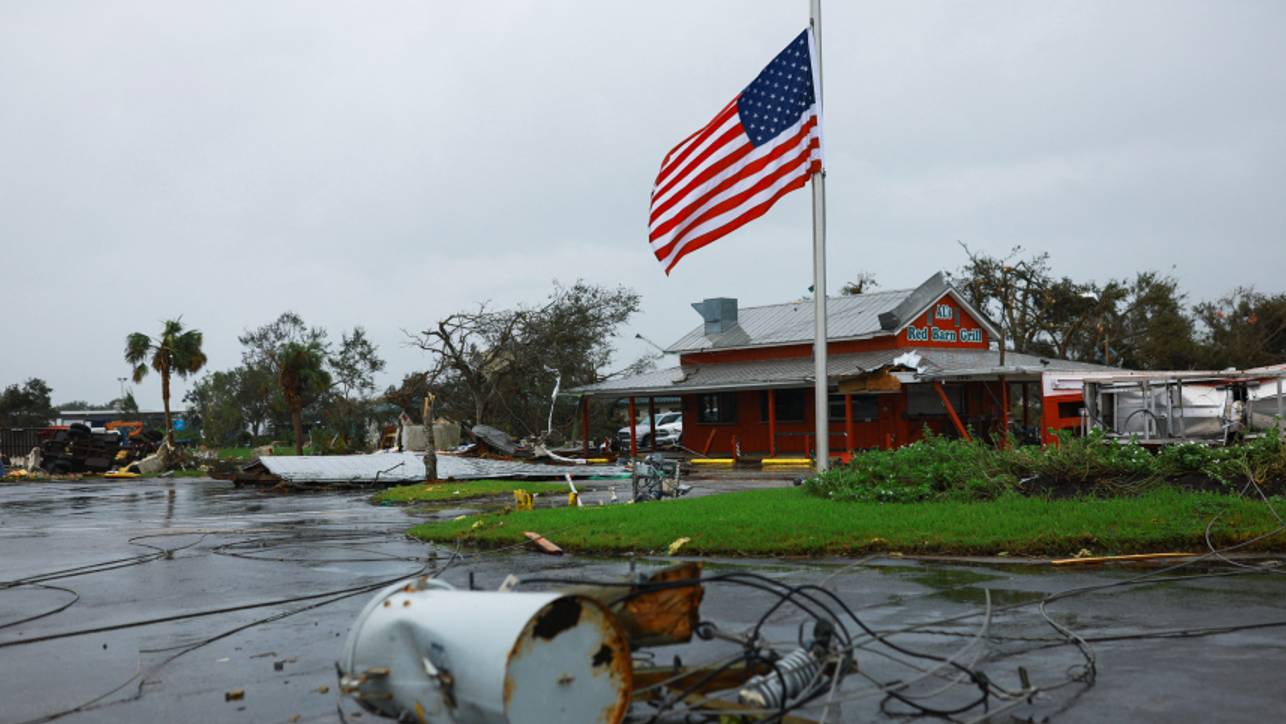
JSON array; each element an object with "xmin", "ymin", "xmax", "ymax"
[
  {"xmin": 667, "ymin": 537, "xmax": 692, "ymax": 556},
  {"xmin": 224, "ymin": 688, "xmax": 245, "ymax": 702},
  {"xmin": 631, "ymin": 454, "xmax": 690, "ymax": 502},
  {"xmin": 235, "ymin": 452, "xmax": 627, "ymax": 486},
  {"xmin": 523, "ymin": 531, "xmax": 564, "ymax": 555},
  {"xmin": 471, "ymin": 424, "xmax": 523, "ymax": 456}
]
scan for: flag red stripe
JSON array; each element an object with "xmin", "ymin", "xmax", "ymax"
[
  {"xmin": 663, "ymin": 162, "xmax": 818, "ymax": 274},
  {"xmin": 650, "ymin": 115, "xmax": 818, "ymax": 235},
  {"xmin": 652, "ymin": 139, "xmax": 819, "ymax": 262},
  {"xmin": 650, "ymin": 122, "xmax": 744, "ymax": 205},
  {"xmin": 649, "ymin": 138, "xmax": 751, "ymax": 227},
  {"xmin": 654, "ymin": 98, "xmax": 739, "ymax": 189}
]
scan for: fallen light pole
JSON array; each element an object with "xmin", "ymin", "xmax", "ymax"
[
  {"xmin": 339, "ymin": 578, "xmax": 632, "ymax": 723},
  {"xmin": 338, "ymin": 563, "xmax": 849, "ymax": 722}
]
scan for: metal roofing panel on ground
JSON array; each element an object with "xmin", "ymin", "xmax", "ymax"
[{"xmin": 251, "ymin": 452, "xmax": 627, "ymax": 485}]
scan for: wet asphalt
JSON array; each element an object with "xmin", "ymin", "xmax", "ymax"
[{"xmin": 2, "ymin": 479, "xmax": 1285, "ymax": 723}]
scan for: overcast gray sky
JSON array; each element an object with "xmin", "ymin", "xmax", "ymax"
[{"xmin": 3, "ymin": 1, "xmax": 1283, "ymax": 410}]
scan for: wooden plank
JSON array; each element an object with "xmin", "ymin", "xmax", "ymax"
[
  {"xmin": 1051, "ymin": 552, "xmax": 1196, "ymax": 566},
  {"xmin": 522, "ymin": 531, "xmax": 564, "ymax": 555}
]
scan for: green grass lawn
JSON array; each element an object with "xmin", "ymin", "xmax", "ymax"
[
  {"xmin": 373, "ymin": 479, "xmax": 572, "ymax": 504},
  {"xmin": 216, "ymin": 445, "xmax": 314, "ymax": 461},
  {"xmin": 407, "ymin": 487, "xmax": 1286, "ymax": 557}
]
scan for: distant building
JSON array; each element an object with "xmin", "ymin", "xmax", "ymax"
[
  {"xmin": 570, "ymin": 272, "xmax": 1110, "ymax": 459},
  {"xmin": 56, "ymin": 409, "xmax": 186, "ymax": 431}
]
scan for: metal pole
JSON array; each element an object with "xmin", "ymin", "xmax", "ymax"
[
  {"xmin": 1277, "ymin": 377, "xmax": 1283, "ymax": 438},
  {"xmin": 1165, "ymin": 382, "xmax": 1173, "ymax": 438},
  {"xmin": 1177, "ymin": 381, "xmax": 1186, "ymax": 438},
  {"xmin": 844, "ymin": 393, "xmax": 853, "ymax": 457},
  {"xmin": 648, "ymin": 397, "xmax": 657, "ymax": 452},
  {"xmin": 628, "ymin": 397, "xmax": 638, "ymax": 459},
  {"xmin": 810, "ymin": 0, "xmax": 829, "ymax": 473},
  {"xmin": 768, "ymin": 390, "xmax": 777, "ymax": 458},
  {"xmin": 999, "ymin": 376, "xmax": 1009, "ymax": 449}
]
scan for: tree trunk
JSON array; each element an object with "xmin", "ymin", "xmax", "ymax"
[
  {"xmin": 422, "ymin": 394, "xmax": 438, "ymax": 482},
  {"xmin": 161, "ymin": 369, "xmax": 173, "ymax": 447},
  {"xmin": 291, "ymin": 406, "xmax": 304, "ymax": 455}
]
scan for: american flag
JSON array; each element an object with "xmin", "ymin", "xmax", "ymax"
[{"xmin": 649, "ymin": 29, "xmax": 823, "ymax": 274}]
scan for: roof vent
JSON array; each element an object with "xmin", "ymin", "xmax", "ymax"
[
  {"xmin": 878, "ymin": 312, "xmax": 900, "ymax": 331},
  {"xmin": 691, "ymin": 298, "xmax": 739, "ymax": 336}
]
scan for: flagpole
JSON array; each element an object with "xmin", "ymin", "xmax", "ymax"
[{"xmin": 810, "ymin": 0, "xmax": 829, "ymax": 473}]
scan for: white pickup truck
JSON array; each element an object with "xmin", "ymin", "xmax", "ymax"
[{"xmin": 617, "ymin": 411, "xmax": 682, "ymax": 449}]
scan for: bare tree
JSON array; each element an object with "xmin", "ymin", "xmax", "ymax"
[
  {"xmin": 406, "ymin": 281, "xmax": 641, "ymax": 441},
  {"xmin": 407, "ymin": 303, "xmax": 529, "ymax": 426}
]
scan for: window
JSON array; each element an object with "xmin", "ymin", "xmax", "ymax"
[
  {"xmin": 759, "ymin": 389, "xmax": 806, "ymax": 422},
  {"xmin": 829, "ymin": 394, "xmax": 880, "ymax": 421},
  {"xmin": 907, "ymin": 384, "xmax": 965, "ymax": 417},
  {"xmin": 657, "ymin": 412, "xmax": 682, "ymax": 426},
  {"xmin": 698, "ymin": 393, "xmax": 737, "ymax": 424},
  {"xmin": 1057, "ymin": 400, "xmax": 1085, "ymax": 419}
]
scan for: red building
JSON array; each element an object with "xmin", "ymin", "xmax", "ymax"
[{"xmin": 572, "ymin": 273, "xmax": 1109, "ymax": 459}]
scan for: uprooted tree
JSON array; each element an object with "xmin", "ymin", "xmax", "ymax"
[{"xmin": 405, "ymin": 280, "xmax": 642, "ymax": 441}]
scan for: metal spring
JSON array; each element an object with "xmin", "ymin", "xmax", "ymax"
[{"xmin": 738, "ymin": 648, "xmax": 822, "ymax": 710}]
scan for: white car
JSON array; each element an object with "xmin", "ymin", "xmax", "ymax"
[{"xmin": 618, "ymin": 411, "xmax": 682, "ymax": 449}]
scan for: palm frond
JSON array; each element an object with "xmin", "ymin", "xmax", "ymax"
[
  {"xmin": 124, "ymin": 333, "xmax": 153, "ymax": 370},
  {"xmin": 171, "ymin": 329, "xmax": 207, "ymax": 377}
]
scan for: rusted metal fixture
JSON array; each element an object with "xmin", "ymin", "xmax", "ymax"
[
  {"xmin": 339, "ymin": 578, "xmax": 632, "ymax": 723},
  {"xmin": 565, "ymin": 562, "xmax": 705, "ymax": 649}
]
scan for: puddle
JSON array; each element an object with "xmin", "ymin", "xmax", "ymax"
[{"xmin": 880, "ymin": 565, "xmax": 1005, "ymax": 588}]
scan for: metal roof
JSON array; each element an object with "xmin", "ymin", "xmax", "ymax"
[
  {"xmin": 245, "ymin": 452, "xmax": 627, "ymax": 484},
  {"xmin": 666, "ymin": 289, "xmax": 911, "ymax": 353},
  {"xmin": 664, "ymin": 272, "xmax": 999, "ymax": 353},
  {"xmin": 572, "ymin": 348, "xmax": 1110, "ymax": 397}
]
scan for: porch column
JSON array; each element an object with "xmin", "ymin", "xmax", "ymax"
[
  {"xmin": 999, "ymin": 376, "xmax": 1009, "ymax": 449},
  {"xmin": 648, "ymin": 396, "xmax": 657, "ymax": 452},
  {"xmin": 767, "ymin": 389, "xmax": 777, "ymax": 457},
  {"xmin": 844, "ymin": 393, "xmax": 854, "ymax": 456},
  {"xmin": 933, "ymin": 382, "xmax": 972, "ymax": 442},
  {"xmin": 628, "ymin": 396, "xmax": 638, "ymax": 459},
  {"xmin": 581, "ymin": 396, "xmax": 590, "ymax": 455}
]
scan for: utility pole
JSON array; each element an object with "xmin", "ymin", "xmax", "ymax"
[{"xmin": 998, "ymin": 266, "xmax": 1009, "ymax": 368}]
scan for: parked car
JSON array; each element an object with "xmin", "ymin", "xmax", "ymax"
[{"xmin": 618, "ymin": 411, "xmax": 682, "ymax": 449}]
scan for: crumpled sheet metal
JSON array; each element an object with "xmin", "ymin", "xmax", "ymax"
[{"xmin": 252, "ymin": 452, "xmax": 626, "ymax": 485}]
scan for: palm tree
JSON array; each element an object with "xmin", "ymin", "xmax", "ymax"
[
  {"xmin": 277, "ymin": 341, "xmax": 331, "ymax": 455},
  {"xmin": 124, "ymin": 319, "xmax": 207, "ymax": 446}
]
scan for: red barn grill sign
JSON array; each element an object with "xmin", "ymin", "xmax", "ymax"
[{"xmin": 903, "ymin": 301, "xmax": 984, "ymax": 345}]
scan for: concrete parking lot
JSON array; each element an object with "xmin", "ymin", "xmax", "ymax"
[{"xmin": 3, "ymin": 479, "xmax": 1285, "ymax": 723}]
